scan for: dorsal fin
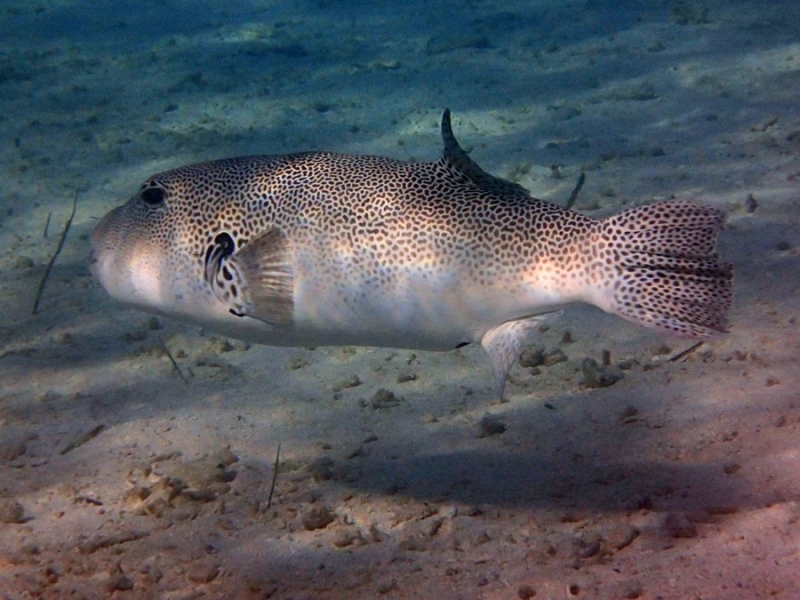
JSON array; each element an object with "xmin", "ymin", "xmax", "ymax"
[{"xmin": 440, "ymin": 109, "xmax": 530, "ymax": 198}]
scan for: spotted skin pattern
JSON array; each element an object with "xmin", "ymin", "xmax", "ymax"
[{"xmin": 91, "ymin": 110, "xmax": 732, "ymax": 399}]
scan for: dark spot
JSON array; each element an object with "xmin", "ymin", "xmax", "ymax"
[{"xmin": 214, "ymin": 232, "xmax": 235, "ymax": 258}]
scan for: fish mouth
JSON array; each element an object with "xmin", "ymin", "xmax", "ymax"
[
  {"xmin": 89, "ymin": 205, "xmax": 137, "ymax": 302},
  {"xmin": 88, "ymin": 252, "xmax": 98, "ymax": 282},
  {"xmin": 88, "ymin": 248, "xmax": 102, "ymax": 286},
  {"xmin": 88, "ymin": 219, "xmax": 111, "ymax": 287},
  {"xmin": 89, "ymin": 247, "xmax": 113, "ymax": 298},
  {"xmin": 88, "ymin": 233, "xmax": 101, "ymax": 267}
]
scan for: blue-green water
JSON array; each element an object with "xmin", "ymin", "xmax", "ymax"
[{"xmin": 0, "ymin": 1, "xmax": 799, "ymax": 598}]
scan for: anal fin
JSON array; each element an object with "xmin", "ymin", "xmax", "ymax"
[
  {"xmin": 480, "ymin": 311, "xmax": 562, "ymax": 401},
  {"xmin": 234, "ymin": 227, "xmax": 294, "ymax": 325}
]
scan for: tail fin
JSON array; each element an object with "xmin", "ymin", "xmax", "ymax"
[{"xmin": 597, "ymin": 200, "xmax": 732, "ymax": 338}]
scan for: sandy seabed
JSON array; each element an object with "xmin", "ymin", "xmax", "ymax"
[{"xmin": 1, "ymin": 1, "xmax": 799, "ymax": 598}]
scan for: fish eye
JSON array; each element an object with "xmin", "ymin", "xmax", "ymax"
[{"xmin": 140, "ymin": 186, "xmax": 166, "ymax": 207}]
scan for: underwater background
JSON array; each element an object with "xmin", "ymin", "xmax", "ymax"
[{"xmin": 1, "ymin": 1, "xmax": 799, "ymax": 598}]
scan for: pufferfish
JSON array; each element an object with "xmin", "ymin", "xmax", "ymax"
[{"xmin": 90, "ymin": 110, "xmax": 732, "ymax": 399}]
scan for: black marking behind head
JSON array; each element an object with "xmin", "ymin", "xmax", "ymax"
[
  {"xmin": 204, "ymin": 232, "xmax": 237, "ymax": 285},
  {"xmin": 440, "ymin": 109, "xmax": 531, "ymax": 198}
]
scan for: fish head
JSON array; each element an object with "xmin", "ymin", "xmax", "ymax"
[{"xmin": 90, "ymin": 161, "xmax": 264, "ymax": 330}]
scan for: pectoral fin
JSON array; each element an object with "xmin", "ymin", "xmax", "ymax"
[
  {"xmin": 234, "ymin": 227, "xmax": 294, "ymax": 325},
  {"xmin": 480, "ymin": 311, "xmax": 563, "ymax": 401}
]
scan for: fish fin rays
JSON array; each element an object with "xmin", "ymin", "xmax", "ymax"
[
  {"xmin": 598, "ymin": 200, "xmax": 732, "ymax": 338},
  {"xmin": 234, "ymin": 227, "xmax": 295, "ymax": 325},
  {"xmin": 440, "ymin": 108, "xmax": 531, "ymax": 199},
  {"xmin": 480, "ymin": 310, "xmax": 563, "ymax": 401}
]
